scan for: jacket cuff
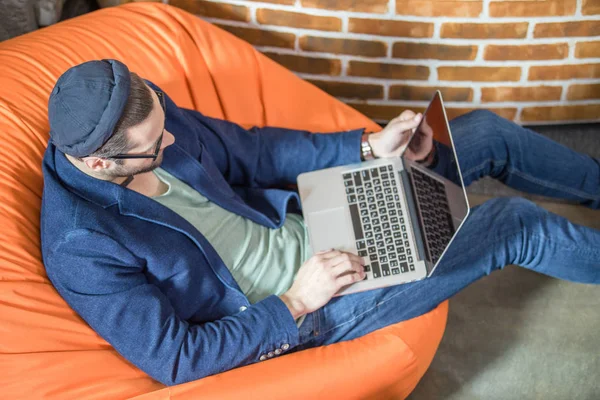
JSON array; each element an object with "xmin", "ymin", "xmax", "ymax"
[
  {"xmin": 336, "ymin": 128, "xmax": 365, "ymax": 166},
  {"xmin": 255, "ymin": 294, "xmax": 301, "ymax": 348}
]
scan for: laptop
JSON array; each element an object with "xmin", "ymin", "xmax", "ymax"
[{"xmin": 297, "ymin": 91, "xmax": 470, "ymax": 296}]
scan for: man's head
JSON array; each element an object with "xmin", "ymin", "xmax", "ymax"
[{"xmin": 48, "ymin": 59, "xmax": 175, "ymax": 180}]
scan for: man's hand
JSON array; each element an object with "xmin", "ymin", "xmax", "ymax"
[
  {"xmin": 279, "ymin": 249, "xmax": 365, "ymax": 318},
  {"xmin": 367, "ymin": 110, "xmax": 432, "ymax": 161}
]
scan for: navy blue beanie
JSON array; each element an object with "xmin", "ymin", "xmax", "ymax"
[{"xmin": 48, "ymin": 59, "xmax": 131, "ymax": 157}]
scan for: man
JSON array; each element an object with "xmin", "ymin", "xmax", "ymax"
[{"xmin": 41, "ymin": 59, "xmax": 600, "ymax": 386}]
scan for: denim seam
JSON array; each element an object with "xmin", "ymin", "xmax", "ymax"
[
  {"xmin": 462, "ymin": 159, "xmax": 506, "ymax": 181},
  {"xmin": 527, "ymin": 233, "xmax": 600, "ymax": 259},
  {"xmin": 508, "ymin": 167, "xmax": 600, "ymax": 201},
  {"xmin": 315, "ymin": 285, "xmax": 418, "ymax": 340},
  {"xmin": 464, "ymin": 158, "xmax": 599, "ymax": 202}
]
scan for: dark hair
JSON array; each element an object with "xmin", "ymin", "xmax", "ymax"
[{"xmin": 80, "ymin": 72, "xmax": 153, "ymax": 162}]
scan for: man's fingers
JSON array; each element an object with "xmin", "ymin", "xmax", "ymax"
[
  {"xmin": 326, "ymin": 252, "xmax": 364, "ymax": 268},
  {"xmin": 331, "ymin": 259, "xmax": 365, "ymax": 277},
  {"xmin": 392, "ymin": 110, "xmax": 422, "ymax": 123},
  {"xmin": 336, "ymin": 272, "xmax": 365, "ymax": 288},
  {"xmin": 315, "ymin": 249, "xmax": 333, "ymax": 254},
  {"xmin": 395, "ymin": 109, "xmax": 416, "ymax": 121},
  {"xmin": 391, "ymin": 116, "xmax": 421, "ymax": 135},
  {"xmin": 316, "ymin": 249, "xmax": 343, "ymax": 260}
]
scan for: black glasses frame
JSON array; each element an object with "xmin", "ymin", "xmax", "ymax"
[{"xmin": 110, "ymin": 90, "xmax": 165, "ymax": 160}]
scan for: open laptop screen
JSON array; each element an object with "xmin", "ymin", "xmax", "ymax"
[
  {"xmin": 401, "ymin": 91, "xmax": 469, "ymax": 266},
  {"xmin": 404, "ymin": 92, "xmax": 464, "ymax": 186}
]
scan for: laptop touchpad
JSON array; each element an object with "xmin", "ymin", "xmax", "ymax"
[{"xmin": 307, "ymin": 208, "xmax": 354, "ymax": 254}]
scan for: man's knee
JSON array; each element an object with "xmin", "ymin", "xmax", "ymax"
[
  {"xmin": 480, "ymin": 196, "xmax": 536, "ymax": 212},
  {"xmin": 451, "ymin": 109, "xmax": 499, "ymax": 131},
  {"xmin": 450, "ymin": 109, "xmax": 511, "ymax": 146},
  {"xmin": 452, "ymin": 109, "xmax": 520, "ymax": 164},
  {"xmin": 465, "ymin": 109, "xmax": 499, "ymax": 123},
  {"xmin": 478, "ymin": 197, "xmax": 541, "ymax": 231}
]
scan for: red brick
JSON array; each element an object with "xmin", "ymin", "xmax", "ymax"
[
  {"xmin": 348, "ymin": 61, "xmax": 429, "ymax": 80},
  {"xmin": 583, "ymin": 0, "xmax": 600, "ymax": 15},
  {"xmin": 438, "ymin": 67, "xmax": 521, "ymax": 82},
  {"xmin": 521, "ymin": 105, "xmax": 600, "ymax": 122},
  {"xmin": 349, "ymin": 18, "xmax": 433, "ymax": 38},
  {"xmin": 441, "ymin": 22, "xmax": 528, "ymax": 39},
  {"xmin": 393, "ymin": 42, "xmax": 477, "ymax": 60},
  {"xmin": 567, "ymin": 83, "xmax": 600, "ymax": 100},
  {"xmin": 395, "ymin": 0, "xmax": 482, "ymax": 17},
  {"xmin": 347, "ymin": 103, "xmax": 516, "ymax": 122},
  {"xmin": 263, "ymin": 52, "xmax": 341, "ymax": 75},
  {"xmin": 389, "ymin": 86, "xmax": 473, "ymax": 102},
  {"xmin": 484, "ymin": 44, "xmax": 568, "ymax": 61},
  {"xmin": 300, "ymin": 36, "xmax": 387, "ymax": 57},
  {"xmin": 529, "ymin": 64, "xmax": 600, "ymax": 80},
  {"xmin": 490, "ymin": 0, "xmax": 576, "ymax": 17},
  {"xmin": 301, "ymin": 0, "xmax": 388, "ymax": 13},
  {"xmin": 534, "ymin": 21, "xmax": 600, "ymax": 38},
  {"xmin": 347, "ymin": 103, "xmax": 427, "ymax": 122},
  {"xmin": 257, "ymin": 9, "xmax": 341, "ymax": 32},
  {"xmin": 307, "ymin": 80, "xmax": 384, "ymax": 100},
  {"xmin": 170, "ymin": 0, "xmax": 249, "ymax": 21},
  {"xmin": 216, "ymin": 24, "xmax": 295, "ymax": 48},
  {"xmin": 481, "ymin": 86, "xmax": 563, "ymax": 102},
  {"xmin": 575, "ymin": 41, "xmax": 600, "ymax": 58}
]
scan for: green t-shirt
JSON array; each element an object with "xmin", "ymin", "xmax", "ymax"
[{"xmin": 152, "ymin": 168, "xmax": 310, "ymax": 327}]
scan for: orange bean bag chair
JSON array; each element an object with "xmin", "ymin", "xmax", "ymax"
[{"xmin": 0, "ymin": 3, "xmax": 448, "ymax": 399}]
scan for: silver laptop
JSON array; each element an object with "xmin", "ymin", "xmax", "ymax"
[{"xmin": 297, "ymin": 91, "xmax": 470, "ymax": 296}]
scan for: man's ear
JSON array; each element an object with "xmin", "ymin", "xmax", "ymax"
[{"xmin": 82, "ymin": 157, "xmax": 112, "ymax": 172}]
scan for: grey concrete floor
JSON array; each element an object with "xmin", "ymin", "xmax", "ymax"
[{"xmin": 408, "ymin": 193, "xmax": 600, "ymax": 400}]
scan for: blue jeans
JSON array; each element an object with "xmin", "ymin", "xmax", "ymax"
[{"xmin": 292, "ymin": 110, "xmax": 600, "ymax": 351}]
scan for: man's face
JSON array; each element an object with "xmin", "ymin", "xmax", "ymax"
[{"xmin": 83, "ymin": 86, "xmax": 175, "ymax": 178}]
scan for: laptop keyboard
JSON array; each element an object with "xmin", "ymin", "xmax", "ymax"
[
  {"xmin": 411, "ymin": 168, "xmax": 454, "ymax": 265},
  {"xmin": 344, "ymin": 164, "xmax": 415, "ymax": 280}
]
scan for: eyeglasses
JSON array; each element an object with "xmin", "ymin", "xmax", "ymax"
[{"xmin": 110, "ymin": 90, "xmax": 165, "ymax": 160}]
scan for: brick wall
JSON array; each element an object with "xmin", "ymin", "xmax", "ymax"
[{"xmin": 167, "ymin": 0, "xmax": 600, "ymax": 125}]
